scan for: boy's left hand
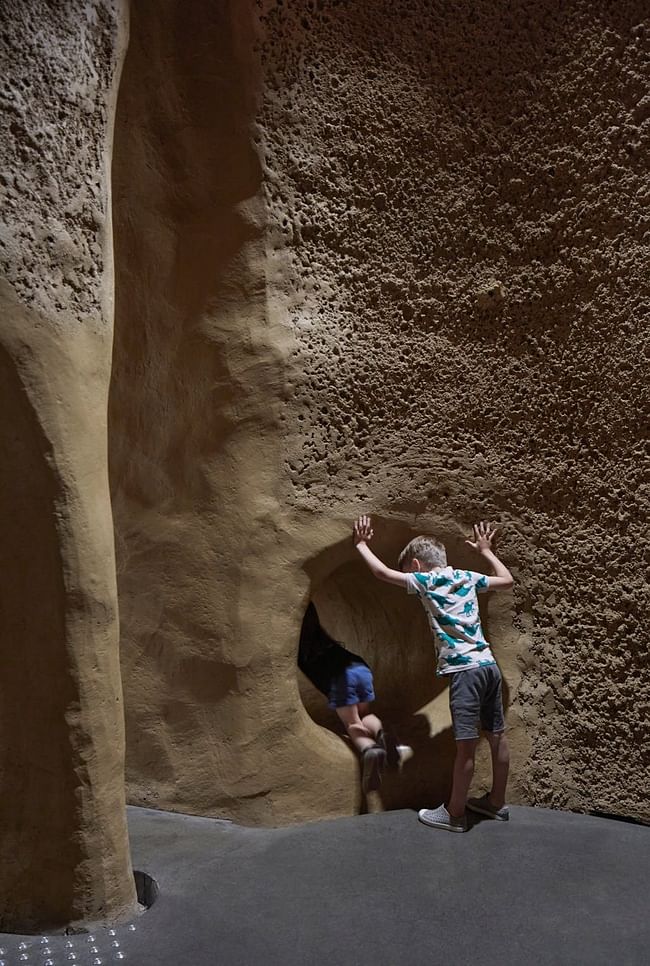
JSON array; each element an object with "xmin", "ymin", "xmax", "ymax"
[
  {"xmin": 466, "ymin": 520, "xmax": 498, "ymax": 553},
  {"xmin": 354, "ymin": 515, "xmax": 374, "ymax": 545}
]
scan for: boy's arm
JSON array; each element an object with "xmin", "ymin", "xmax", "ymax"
[
  {"xmin": 353, "ymin": 516, "xmax": 410, "ymax": 588},
  {"xmin": 466, "ymin": 521, "xmax": 514, "ymax": 590}
]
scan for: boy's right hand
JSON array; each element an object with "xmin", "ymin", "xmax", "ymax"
[
  {"xmin": 466, "ymin": 520, "xmax": 498, "ymax": 554},
  {"xmin": 353, "ymin": 516, "xmax": 410, "ymax": 588},
  {"xmin": 354, "ymin": 515, "xmax": 374, "ymax": 545}
]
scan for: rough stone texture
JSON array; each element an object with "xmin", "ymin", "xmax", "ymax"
[
  {"xmin": 109, "ymin": 0, "xmax": 359, "ymax": 826},
  {"xmin": 110, "ymin": 0, "xmax": 648, "ymax": 826},
  {"xmin": 0, "ymin": 0, "xmax": 137, "ymax": 931},
  {"xmin": 0, "ymin": 2, "xmax": 114, "ymax": 317},
  {"xmin": 260, "ymin": 0, "xmax": 650, "ymax": 820}
]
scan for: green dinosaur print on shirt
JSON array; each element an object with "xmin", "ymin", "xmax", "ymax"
[
  {"xmin": 437, "ymin": 631, "xmax": 458, "ymax": 649},
  {"xmin": 436, "ymin": 612, "xmax": 460, "ymax": 628},
  {"xmin": 426, "ymin": 590, "xmax": 452, "ymax": 607},
  {"xmin": 445, "ymin": 653, "xmax": 474, "ymax": 666},
  {"xmin": 409, "ymin": 569, "xmax": 495, "ymax": 675}
]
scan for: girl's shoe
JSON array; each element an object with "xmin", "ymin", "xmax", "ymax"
[
  {"xmin": 376, "ymin": 728, "xmax": 401, "ymax": 770},
  {"xmin": 361, "ymin": 746, "xmax": 386, "ymax": 793}
]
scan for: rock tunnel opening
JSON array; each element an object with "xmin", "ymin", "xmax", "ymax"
[{"xmin": 298, "ymin": 518, "xmax": 513, "ymax": 808}]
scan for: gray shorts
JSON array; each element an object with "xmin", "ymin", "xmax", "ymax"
[{"xmin": 448, "ymin": 665, "xmax": 505, "ymax": 740}]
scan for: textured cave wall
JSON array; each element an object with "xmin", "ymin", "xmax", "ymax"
[
  {"xmin": 111, "ymin": 0, "xmax": 648, "ymax": 826},
  {"xmin": 260, "ymin": 0, "xmax": 650, "ymax": 819},
  {"xmin": 109, "ymin": 0, "xmax": 358, "ymax": 825},
  {"xmin": 0, "ymin": 0, "xmax": 137, "ymax": 931}
]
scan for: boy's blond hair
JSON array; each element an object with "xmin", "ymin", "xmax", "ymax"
[{"xmin": 398, "ymin": 535, "xmax": 447, "ymax": 572}]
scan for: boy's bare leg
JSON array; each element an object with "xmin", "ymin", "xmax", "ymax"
[
  {"xmin": 485, "ymin": 731, "xmax": 510, "ymax": 809},
  {"xmin": 447, "ymin": 738, "xmax": 479, "ymax": 818},
  {"xmin": 335, "ymin": 705, "xmax": 376, "ymax": 753}
]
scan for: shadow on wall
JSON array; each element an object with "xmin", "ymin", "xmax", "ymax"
[{"xmin": 298, "ymin": 517, "xmax": 511, "ymax": 810}]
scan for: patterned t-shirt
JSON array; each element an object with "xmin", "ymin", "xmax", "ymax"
[{"xmin": 406, "ymin": 567, "xmax": 495, "ymax": 676}]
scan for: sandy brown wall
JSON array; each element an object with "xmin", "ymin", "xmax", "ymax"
[
  {"xmin": 260, "ymin": 0, "xmax": 650, "ymax": 819},
  {"xmin": 109, "ymin": 0, "xmax": 359, "ymax": 825},
  {"xmin": 0, "ymin": 0, "xmax": 136, "ymax": 931},
  {"xmin": 111, "ymin": 0, "xmax": 649, "ymax": 825}
]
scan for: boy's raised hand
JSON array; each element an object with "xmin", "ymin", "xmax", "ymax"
[
  {"xmin": 354, "ymin": 515, "xmax": 374, "ymax": 545},
  {"xmin": 466, "ymin": 520, "xmax": 498, "ymax": 553}
]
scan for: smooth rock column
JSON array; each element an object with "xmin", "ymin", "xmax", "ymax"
[{"xmin": 0, "ymin": 0, "xmax": 137, "ymax": 931}]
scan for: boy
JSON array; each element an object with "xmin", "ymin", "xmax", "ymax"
[
  {"xmin": 298, "ymin": 601, "xmax": 399, "ymax": 793},
  {"xmin": 353, "ymin": 515, "xmax": 513, "ymax": 832}
]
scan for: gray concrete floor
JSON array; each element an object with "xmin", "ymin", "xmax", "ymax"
[{"xmin": 1, "ymin": 804, "xmax": 649, "ymax": 966}]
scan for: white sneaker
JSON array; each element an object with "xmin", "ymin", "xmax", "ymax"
[{"xmin": 418, "ymin": 805, "xmax": 467, "ymax": 832}]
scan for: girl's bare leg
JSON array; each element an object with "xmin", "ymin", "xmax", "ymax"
[
  {"xmin": 358, "ymin": 701, "xmax": 382, "ymax": 740},
  {"xmin": 336, "ymin": 704, "xmax": 376, "ymax": 753}
]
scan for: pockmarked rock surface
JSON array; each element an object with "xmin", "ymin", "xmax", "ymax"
[
  {"xmin": 0, "ymin": 0, "xmax": 137, "ymax": 931},
  {"xmin": 109, "ymin": 0, "xmax": 359, "ymax": 826},
  {"xmin": 111, "ymin": 0, "xmax": 649, "ymax": 824},
  {"xmin": 260, "ymin": 0, "xmax": 650, "ymax": 819}
]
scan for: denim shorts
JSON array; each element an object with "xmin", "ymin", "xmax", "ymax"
[
  {"xmin": 328, "ymin": 662, "xmax": 375, "ymax": 709},
  {"xmin": 448, "ymin": 665, "xmax": 505, "ymax": 740}
]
